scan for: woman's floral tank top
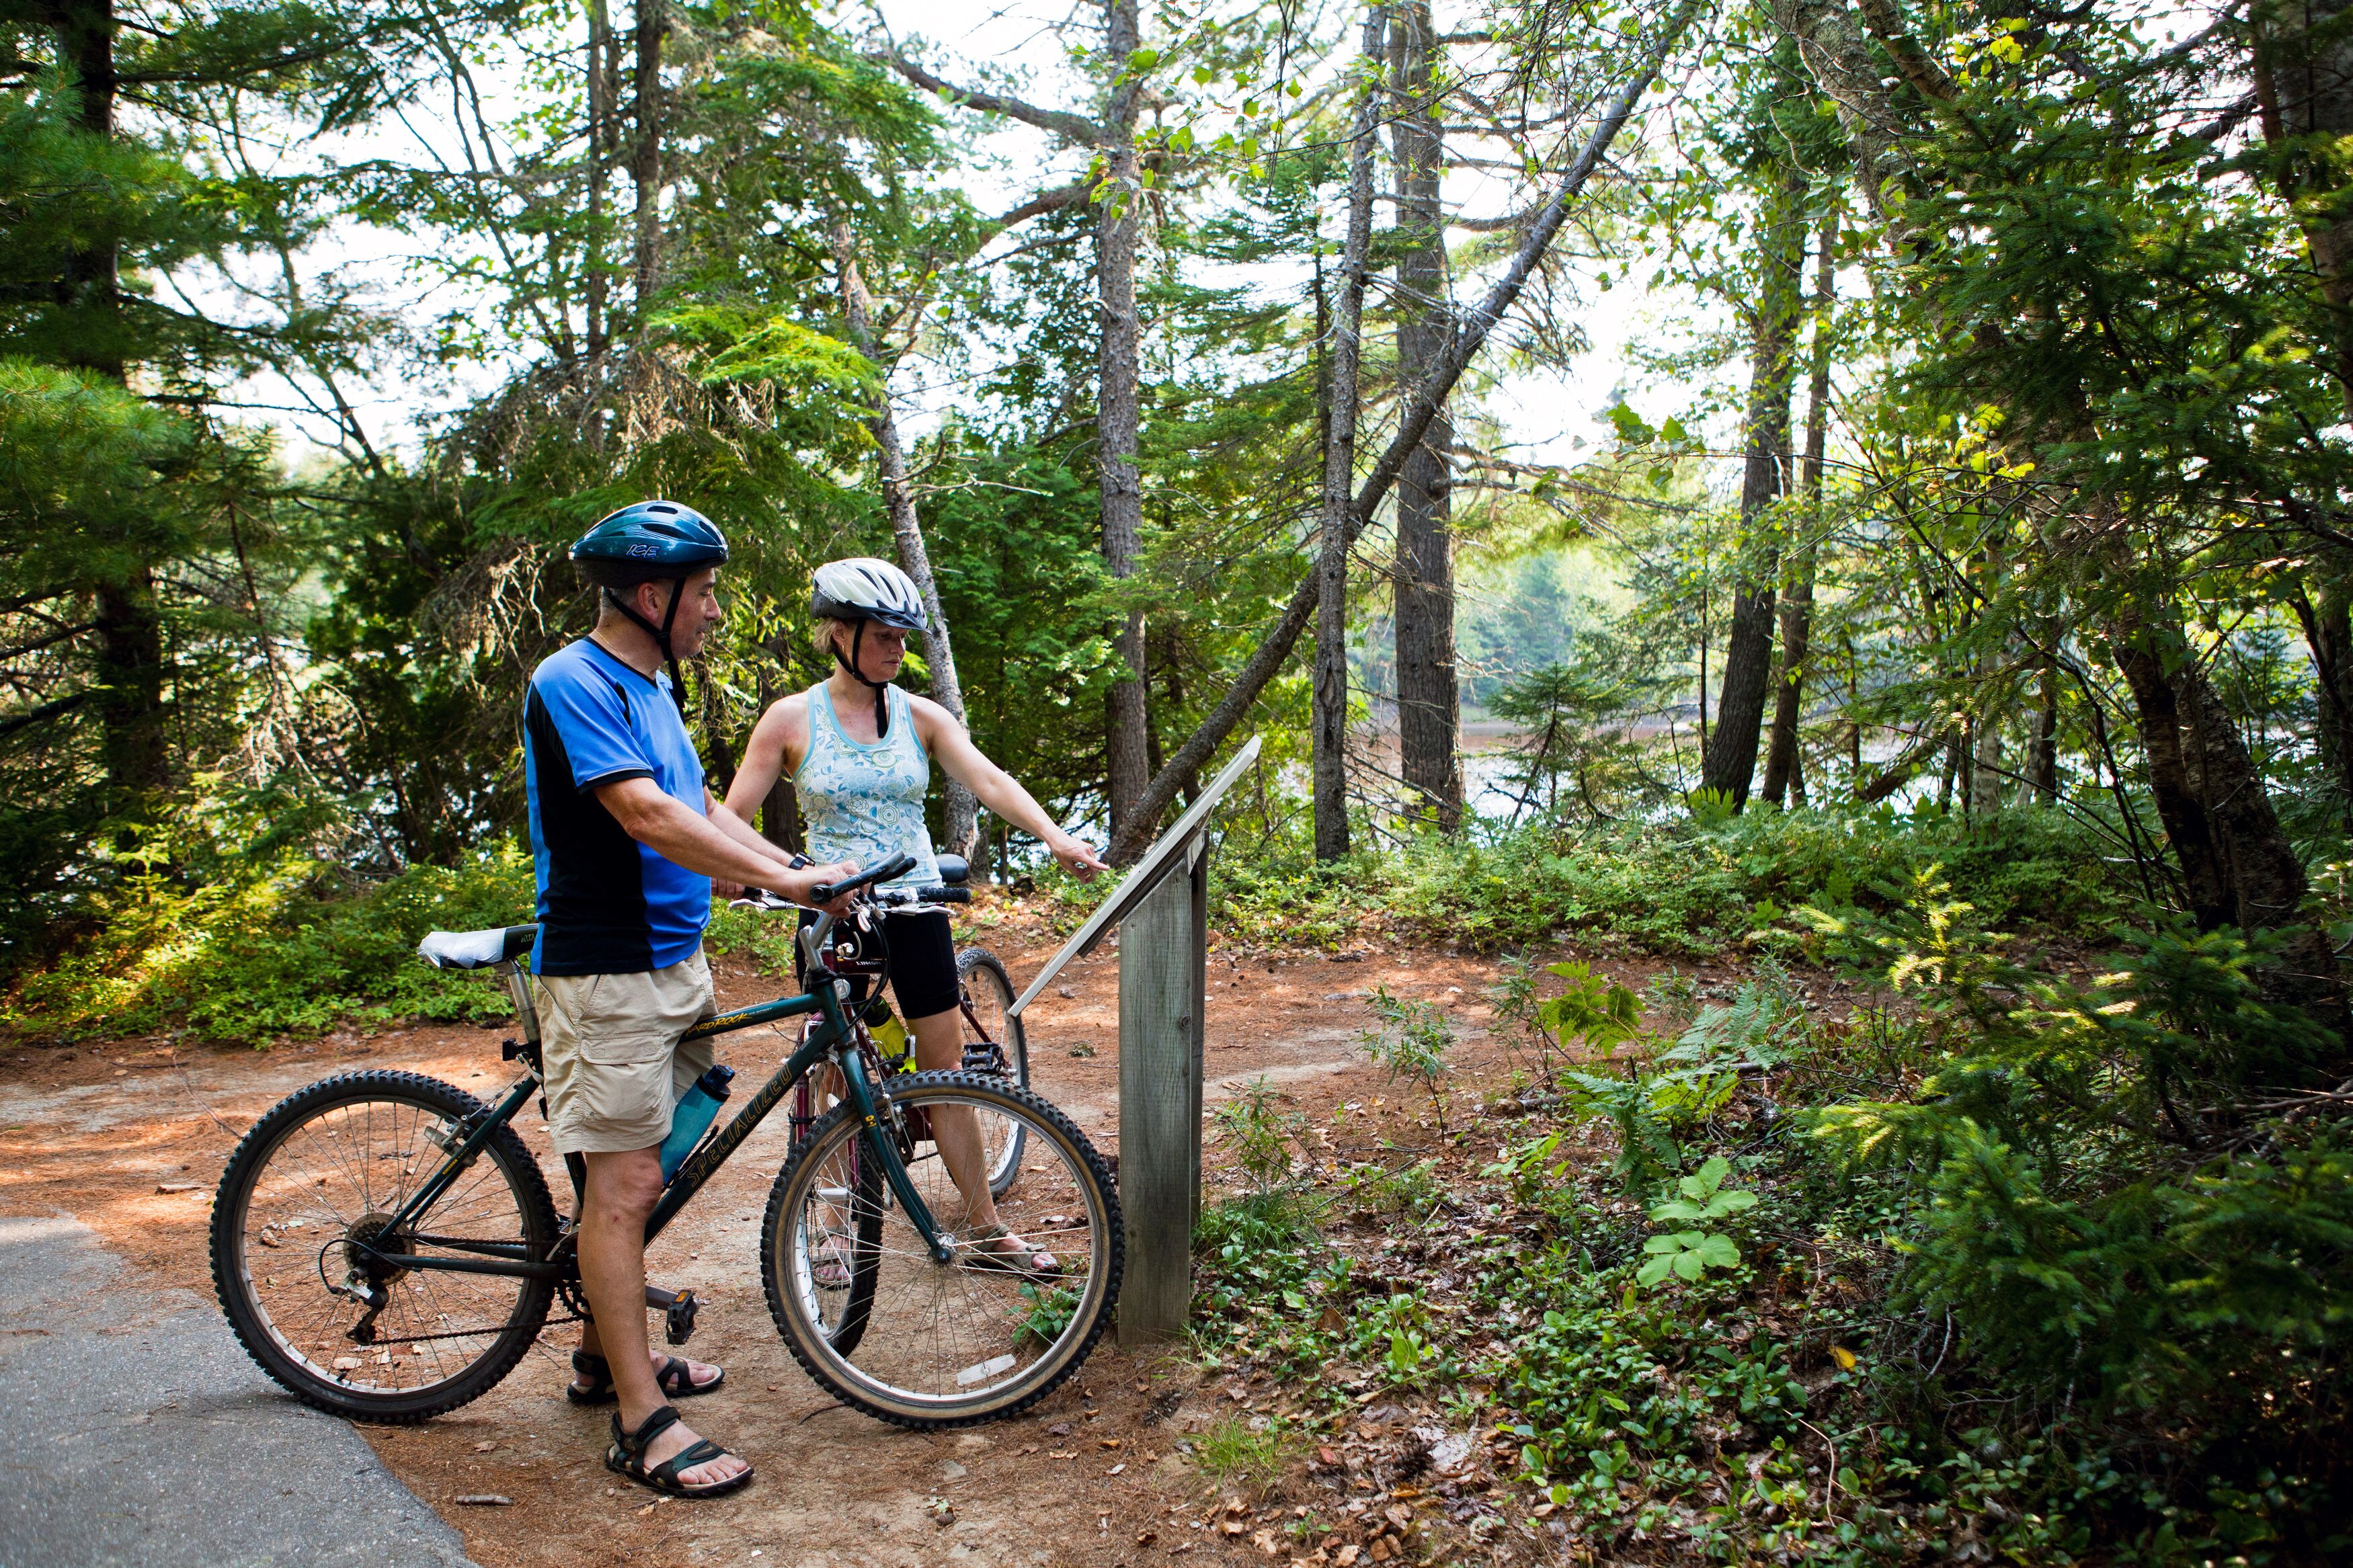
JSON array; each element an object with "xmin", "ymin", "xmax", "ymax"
[{"xmin": 794, "ymin": 682, "xmax": 941, "ymax": 895}]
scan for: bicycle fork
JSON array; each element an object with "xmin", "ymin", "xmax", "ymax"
[{"xmin": 834, "ymin": 1046, "xmax": 955, "ymax": 1264}]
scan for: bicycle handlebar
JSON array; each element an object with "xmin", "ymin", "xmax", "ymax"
[
  {"xmin": 810, "ymin": 853, "xmax": 917, "ymax": 906},
  {"xmin": 875, "ymin": 884, "xmax": 970, "ymax": 906}
]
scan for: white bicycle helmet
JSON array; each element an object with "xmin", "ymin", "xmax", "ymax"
[
  {"xmin": 811, "ymin": 557, "xmax": 928, "ymax": 632},
  {"xmin": 810, "ymin": 557, "xmax": 929, "ymax": 737}
]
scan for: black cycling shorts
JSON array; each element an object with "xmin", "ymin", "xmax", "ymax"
[{"xmin": 797, "ymin": 907, "xmax": 961, "ymax": 1022}]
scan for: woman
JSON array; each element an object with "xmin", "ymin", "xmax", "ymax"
[{"xmin": 721, "ymin": 557, "xmax": 1109, "ymax": 1270}]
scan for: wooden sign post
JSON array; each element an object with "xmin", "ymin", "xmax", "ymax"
[
  {"xmin": 1006, "ymin": 736, "xmax": 1261, "ymax": 1348},
  {"xmin": 1115, "ymin": 832, "xmax": 1208, "ymax": 1344}
]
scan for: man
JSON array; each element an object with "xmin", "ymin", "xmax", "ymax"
[{"xmin": 524, "ymin": 500, "xmax": 854, "ymax": 1499}]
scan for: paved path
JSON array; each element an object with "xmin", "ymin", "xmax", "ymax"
[{"xmin": 0, "ymin": 1214, "xmax": 477, "ymax": 1568}]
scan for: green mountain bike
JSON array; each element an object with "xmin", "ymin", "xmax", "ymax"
[{"xmin": 207, "ymin": 854, "xmax": 1121, "ymax": 1432}]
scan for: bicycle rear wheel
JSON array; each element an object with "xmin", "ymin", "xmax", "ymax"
[
  {"xmin": 210, "ymin": 1071, "xmax": 558, "ymax": 1423},
  {"xmin": 760, "ymin": 1070, "xmax": 1120, "ymax": 1429},
  {"xmin": 955, "ymin": 947, "xmax": 1029, "ymax": 1199}
]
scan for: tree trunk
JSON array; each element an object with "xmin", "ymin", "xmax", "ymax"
[
  {"xmin": 1762, "ymin": 210, "xmax": 1835, "ymax": 807},
  {"xmin": 66, "ymin": 2, "xmax": 165, "ymax": 806},
  {"xmin": 630, "ymin": 0, "xmax": 665, "ymax": 308},
  {"xmin": 1390, "ymin": 2, "xmax": 1462, "ymax": 831},
  {"xmin": 95, "ymin": 573, "xmax": 167, "ymax": 804},
  {"xmin": 1700, "ymin": 165, "xmax": 1806, "ymax": 807},
  {"xmin": 755, "ymin": 668, "xmax": 803, "ymax": 856},
  {"xmin": 585, "ymin": 0, "xmax": 613, "ymax": 358},
  {"xmin": 1099, "ymin": 0, "xmax": 1152, "ymax": 843},
  {"xmin": 2252, "ymin": 0, "xmax": 2353, "ymax": 417},
  {"xmin": 2292, "ymin": 583, "xmax": 2353, "ymax": 823},
  {"xmin": 1313, "ymin": 8, "xmax": 1384, "ymax": 862},
  {"xmin": 1105, "ymin": 1, "xmax": 1702, "ymax": 862},
  {"xmin": 1970, "ymin": 707, "xmax": 2004, "ymax": 817},
  {"xmin": 2030, "ymin": 651, "xmax": 2060, "ymax": 803},
  {"xmin": 833, "ymin": 224, "xmax": 981, "ymax": 856}
]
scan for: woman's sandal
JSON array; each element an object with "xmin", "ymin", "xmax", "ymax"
[
  {"xmin": 960, "ymin": 1222, "xmax": 1062, "ymax": 1276},
  {"xmin": 605, "ymin": 1405, "xmax": 754, "ymax": 1499},
  {"xmin": 566, "ymin": 1349, "xmax": 725, "ymax": 1407}
]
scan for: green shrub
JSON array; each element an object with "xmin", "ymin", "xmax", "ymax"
[{"xmin": 3, "ymin": 847, "xmax": 537, "ymax": 1044}]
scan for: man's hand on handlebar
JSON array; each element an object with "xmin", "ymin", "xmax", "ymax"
[{"xmin": 780, "ymin": 859, "xmax": 861, "ymax": 915}]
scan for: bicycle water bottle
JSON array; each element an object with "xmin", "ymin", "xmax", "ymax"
[
  {"xmin": 865, "ymin": 997, "xmax": 913, "ymax": 1069},
  {"xmin": 659, "ymin": 1063, "xmax": 736, "ymax": 1182}
]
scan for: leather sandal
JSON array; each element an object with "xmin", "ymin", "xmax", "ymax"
[
  {"xmin": 960, "ymin": 1223, "xmax": 1062, "ymax": 1276},
  {"xmin": 605, "ymin": 1405, "xmax": 753, "ymax": 1499},
  {"xmin": 567, "ymin": 1349, "xmax": 725, "ymax": 1406}
]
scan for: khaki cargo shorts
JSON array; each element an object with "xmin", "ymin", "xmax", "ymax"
[{"xmin": 534, "ymin": 947, "xmax": 718, "ymax": 1155}]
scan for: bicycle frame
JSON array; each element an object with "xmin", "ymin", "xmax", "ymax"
[{"xmin": 353, "ymin": 939, "xmax": 957, "ymax": 1286}]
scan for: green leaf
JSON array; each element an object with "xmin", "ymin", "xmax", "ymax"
[
  {"xmin": 1673, "ymin": 1248, "xmax": 1706, "ymax": 1281},
  {"xmin": 1636, "ymin": 1254, "xmax": 1675, "ymax": 1287},
  {"xmin": 1696, "ymin": 1233, "xmax": 1741, "ymax": 1268}
]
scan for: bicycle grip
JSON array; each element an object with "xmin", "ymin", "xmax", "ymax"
[{"xmin": 811, "ymin": 852, "xmax": 918, "ymax": 905}]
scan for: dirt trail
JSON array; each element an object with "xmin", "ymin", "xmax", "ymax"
[{"xmin": 0, "ymin": 899, "xmax": 1767, "ymax": 1567}]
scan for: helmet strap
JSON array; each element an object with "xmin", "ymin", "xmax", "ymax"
[
  {"xmin": 603, "ymin": 579, "xmax": 692, "ymax": 715},
  {"xmin": 831, "ymin": 619, "xmax": 891, "ymax": 739}
]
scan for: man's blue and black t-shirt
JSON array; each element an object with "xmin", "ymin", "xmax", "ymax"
[{"xmin": 523, "ymin": 638, "xmax": 709, "ymax": 975}]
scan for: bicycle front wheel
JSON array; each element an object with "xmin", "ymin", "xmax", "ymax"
[
  {"xmin": 210, "ymin": 1071, "xmax": 558, "ymax": 1423},
  {"xmin": 760, "ymin": 1070, "xmax": 1120, "ymax": 1428}
]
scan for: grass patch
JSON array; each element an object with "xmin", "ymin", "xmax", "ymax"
[{"xmin": 1190, "ymin": 1414, "xmax": 1302, "ymax": 1494}]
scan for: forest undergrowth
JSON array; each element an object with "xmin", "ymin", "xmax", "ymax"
[
  {"xmin": 1186, "ymin": 883, "xmax": 2353, "ymax": 1565},
  {"xmin": 1, "ymin": 802, "xmax": 2128, "ymax": 1044}
]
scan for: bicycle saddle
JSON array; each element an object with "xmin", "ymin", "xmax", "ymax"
[
  {"xmin": 933, "ymin": 854, "xmax": 969, "ymax": 886},
  {"xmin": 417, "ymin": 925, "xmax": 541, "ymax": 970}
]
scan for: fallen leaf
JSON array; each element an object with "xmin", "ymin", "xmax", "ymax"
[
  {"xmin": 155, "ymin": 1182, "xmax": 202, "ymax": 1194},
  {"xmin": 1099, "ymin": 1438, "xmax": 1123, "ymax": 1449},
  {"xmin": 1220, "ymin": 1519, "xmax": 1248, "ymax": 1536},
  {"xmin": 1135, "ymin": 1530, "xmax": 1158, "ymax": 1546},
  {"xmin": 1318, "ymin": 1446, "xmax": 1341, "ymax": 1466},
  {"xmin": 1250, "ymin": 1528, "xmax": 1282, "ymax": 1557},
  {"xmin": 473, "ymin": 1442, "xmax": 497, "ymax": 1453},
  {"xmin": 1049, "ymin": 1421, "xmax": 1073, "ymax": 1436},
  {"xmin": 1829, "ymin": 1346, "xmax": 1858, "ymax": 1371},
  {"xmin": 1334, "ymin": 1547, "xmax": 1362, "ymax": 1567},
  {"xmin": 453, "ymin": 1495, "xmax": 512, "ymax": 1507}
]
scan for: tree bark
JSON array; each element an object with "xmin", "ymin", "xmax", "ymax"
[
  {"xmin": 95, "ymin": 573, "xmax": 167, "ymax": 804},
  {"xmin": 833, "ymin": 224, "xmax": 981, "ymax": 856},
  {"xmin": 1762, "ymin": 210, "xmax": 1835, "ymax": 807},
  {"xmin": 754, "ymin": 667, "xmax": 803, "ymax": 856},
  {"xmin": 2292, "ymin": 583, "xmax": 2353, "ymax": 822},
  {"xmin": 585, "ymin": 0, "xmax": 614, "ymax": 359},
  {"xmin": 1390, "ymin": 1, "xmax": 1462, "ymax": 831},
  {"xmin": 1699, "ymin": 163, "xmax": 1806, "ymax": 807},
  {"xmin": 2251, "ymin": 0, "xmax": 2353, "ymax": 417},
  {"xmin": 1313, "ymin": 8, "xmax": 1384, "ymax": 862},
  {"xmin": 1099, "ymin": 0, "xmax": 1152, "ymax": 844},
  {"xmin": 630, "ymin": 0, "xmax": 665, "ymax": 308},
  {"xmin": 64, "ymin": 1, "xmax": 166, "ymax": 804},
  {"xmin": 1105, "ymin": 0, "xmax": 1702, "ymax": 862},
  {"xmin": 2029, "ymin": 651, "xmax": 2060, "ymax": 803}
]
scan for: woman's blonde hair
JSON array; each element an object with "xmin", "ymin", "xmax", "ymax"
[{"xmin": 811, "ymin": 615, "xmax": 854, "ymax": 661}]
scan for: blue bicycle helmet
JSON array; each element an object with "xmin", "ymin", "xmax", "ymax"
[{"xmin": 569, "ymin": 500, "xmax": 729, "ymax": 710}]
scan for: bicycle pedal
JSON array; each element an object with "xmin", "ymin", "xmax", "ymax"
[{"xmin": 643, "ymin": 1284, "xmax": 699, "ymax": 1344}]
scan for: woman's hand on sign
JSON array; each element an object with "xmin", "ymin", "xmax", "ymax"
[{"xmin": 1047, "ymin": 832, "xmax": 1111, "ymax": 881}]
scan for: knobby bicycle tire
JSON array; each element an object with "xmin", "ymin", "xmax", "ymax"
[
  {"xmin": 758, "ymin": 1070, "xmax": 1121, "ymax": 1430},
  {"xmin": 210, "ymin": 1071, "xmax": 558, "ymax": 1423}
]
